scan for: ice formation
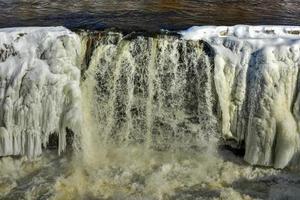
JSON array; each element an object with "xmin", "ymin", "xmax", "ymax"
[
  {"xmin": 181, "ymin": 25, "xmax": 300, "ymax": 168},
  {"xmin": 0, "ymin": 27, "xmax": 82, "ymax": 158}
]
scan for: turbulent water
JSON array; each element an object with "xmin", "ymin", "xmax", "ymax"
[
  {"xmin": 0, "ymin": 0, "xmax": 300, "ymax": 31},
  {"xmin": 1, "ymin": 26, "xmax": 300, "ymax": 199}
]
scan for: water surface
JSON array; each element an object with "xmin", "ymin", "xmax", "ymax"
[{"xmin": 0, "ymin": 0, "xmax": 299, "ymax": 31}]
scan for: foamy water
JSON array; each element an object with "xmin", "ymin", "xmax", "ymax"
[{"xmin": 2, "ymin": 145, "xmax": 300, "ymax": 200}]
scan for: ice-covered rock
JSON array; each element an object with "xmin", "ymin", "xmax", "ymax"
[
  {"xmin": 0, "ymin": 27, "xmax": 82, "ymax": 158},
  {"xmin": 181, "ymin": 25, "xmax": 300, "ymax": 168}
]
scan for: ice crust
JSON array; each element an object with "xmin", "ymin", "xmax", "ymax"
[
  {"xmin": 0, "ymin": 27, "xmax": 81, "ymax": 158},
  {"xmin": 181, "ymin": 25, "xmax": 300, "ymax": 168}
]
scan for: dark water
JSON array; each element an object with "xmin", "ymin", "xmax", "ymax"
[{"xmin": 0, "ymin": 0, "xmax": 300, "ymax": 31}]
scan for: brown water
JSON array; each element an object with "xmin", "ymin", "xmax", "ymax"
[{"xmin": 0, "ymin": 0, "xmax": 299, "ymax": 31}]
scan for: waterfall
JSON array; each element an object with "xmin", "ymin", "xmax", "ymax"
[
  {"xmin": 80, "ymin": 31, "xmax": 219, "ymax": 152},
  {"xmin": 0, "ymin": 26, "xmax": 300, "ymax": 169}
]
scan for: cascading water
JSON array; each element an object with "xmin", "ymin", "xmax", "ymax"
[
  {"xmin": 1, "ymin": 26, "xmax": 300, "ymax": 199},
  {"xmin": 80, "ymin": 31, "xmax": 219, "ymax": 151}
]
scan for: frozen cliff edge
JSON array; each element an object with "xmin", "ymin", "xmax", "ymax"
[
  {"xmin": 0, "ymin": 27, "xmax": 82, "ymax": 158},
  {"xmin": 180, "ymin": 25, "xmax": 300, "ymax": 168}
]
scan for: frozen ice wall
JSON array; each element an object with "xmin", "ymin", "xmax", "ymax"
[
  {"xmin": 0, "ymin": 27, "xmax": 82, "ymax": 158},
  {"xmin": 181, "ymin": 25, "xmax": 300, "ymax": 168}
]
